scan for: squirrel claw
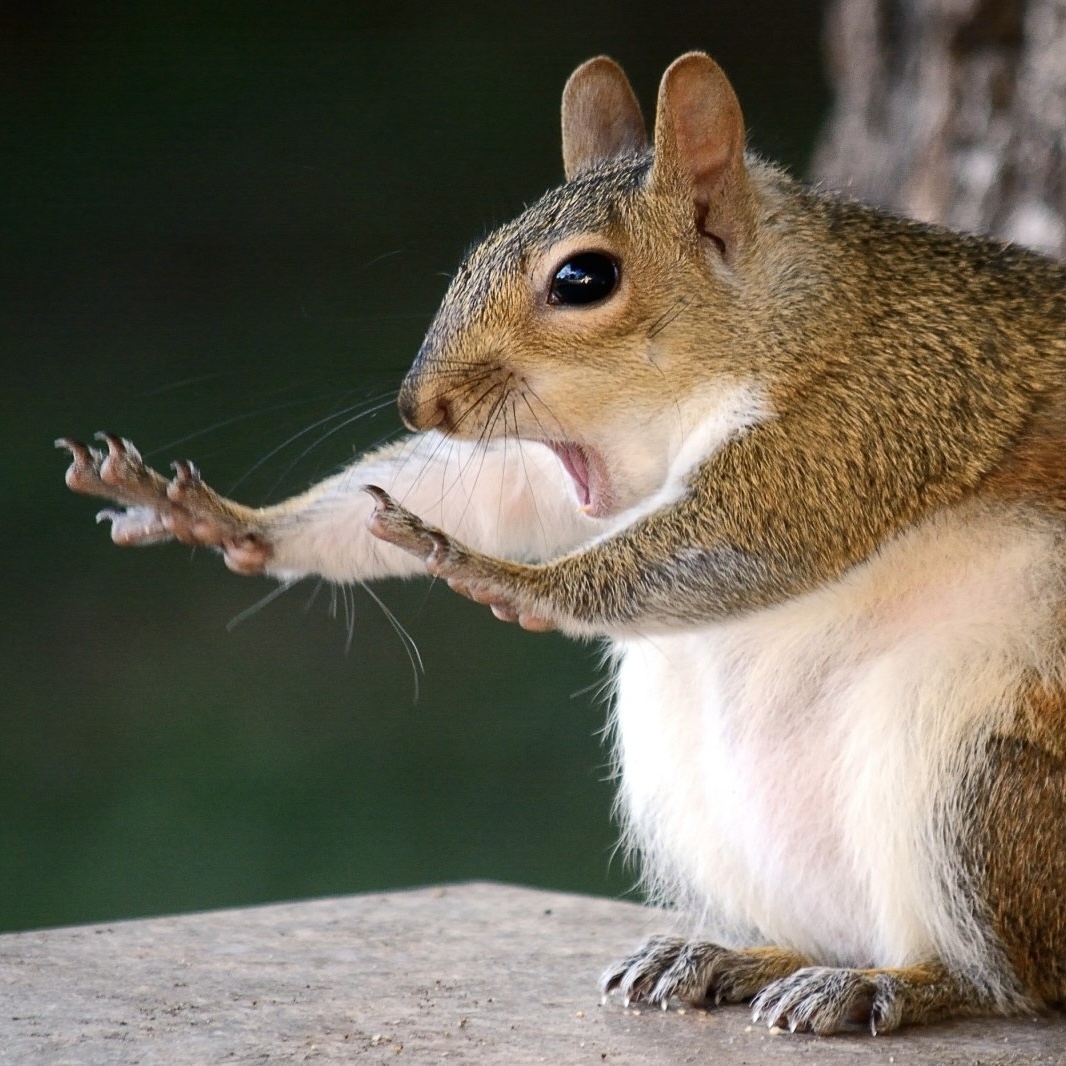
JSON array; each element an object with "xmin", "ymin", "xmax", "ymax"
[
  {"xmin": 57, "ymin": 436, "xmax": 107, "ymax": 494},
  {"xmin": 171, "ymin": 458, "xmax": 202, "ymax": 487},
  {"xmin": 96, "ymin": 429, "xmax": 140, "ymax": 460},
  {"xmin": 55, "ymin": 434, "xmax": 103, "ymax": 465}
]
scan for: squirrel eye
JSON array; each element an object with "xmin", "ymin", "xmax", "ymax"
[{"xmin": 548, "ymin": 252, "xmax": 618, "ymax": 306}]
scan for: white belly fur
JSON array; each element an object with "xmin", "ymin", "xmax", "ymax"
[{"xmin": 609, "ymin": 503, "xmax": 1064, "ymax": 975}]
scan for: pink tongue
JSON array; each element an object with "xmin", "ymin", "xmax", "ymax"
[{"xmin": 551, "ymin": 443, "xmax": 591, "ymax": 508}]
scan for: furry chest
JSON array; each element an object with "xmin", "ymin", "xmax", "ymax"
[
  {"xmin": 606, "ymin": 506, "xmax": 1062, "ymax": 967},
  {"xmin": 610, "ymin": 622, "xmax": 872, "ymax": 963}
]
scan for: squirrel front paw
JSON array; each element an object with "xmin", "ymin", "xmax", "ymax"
[
  {"xmin": 749, "ymin": 960, "xmax": 978, "ymax": 1035},
  {"xmin": 364, "ymin": 485, "xmax": 555, "ymax": 631},
  {"xmin": 601, "ymin": 936, "xmax": 808, "ymax": 1012},
  {"xmin": 57, "ymin": 433, "xmax": 272, "ymax": 575}
]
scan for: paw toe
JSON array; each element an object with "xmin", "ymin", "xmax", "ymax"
[
  {"xmin": 648, "ymin": 942, "xmax": 715, "ymax": 1005},
  {"xmin": 95, "ymin": 432, "xmax": 145, "ymax": 484},
  {"xmin": 222, "ymin": 535, "xmax": 271, "ymax": 575},
  {"xmin": 99, "ymin": 506, "xmax": 171, "ymax": 545},
  {"xmin": 601, "ymin": 936, "xmax": 686, "ymax": 1004}
]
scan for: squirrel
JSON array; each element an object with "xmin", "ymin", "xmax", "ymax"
[{"xmin": 58, "ymin": 52, "xmax": 1066, "ymax": 1034}]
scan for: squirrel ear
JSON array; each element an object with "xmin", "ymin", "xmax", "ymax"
[
  {"xmin": 650, "ymin": 53, "xmax": 751, "ymax": 256},
  {"xmin": 561, "ymin": 56, "xmax": 648, "ymax": 180}
]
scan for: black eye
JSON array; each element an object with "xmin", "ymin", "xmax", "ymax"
[{"xmin": 548, "ymin": 252, "xmax": 618, "ymax": 306}]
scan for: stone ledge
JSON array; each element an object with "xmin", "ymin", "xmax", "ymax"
[{"xmin": 1, "ymin": 881, "xmax": 1063, "ymax": 1063}]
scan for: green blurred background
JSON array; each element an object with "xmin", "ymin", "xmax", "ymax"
[{"xmin": 3, "ymin": 2, "xmax": 829, "ymax": 932}]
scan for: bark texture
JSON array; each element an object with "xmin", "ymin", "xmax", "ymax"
[{"xmin": 814, "ymin": 0, "xmax": 1066, "ymax": 257}]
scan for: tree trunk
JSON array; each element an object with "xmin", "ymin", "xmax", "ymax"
[{"xmin": 813, "ymin": 0, "xmax": 1066, "ymax": 257}]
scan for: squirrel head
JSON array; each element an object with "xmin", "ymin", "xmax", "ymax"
[{"xmin": 398, "ymin": 53, "xmax": 772, "ymax": 517}]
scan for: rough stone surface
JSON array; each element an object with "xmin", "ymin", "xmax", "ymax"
[{"xmin": 1, "ymin": 882, "xmax": 1065, "ymax": 1064}]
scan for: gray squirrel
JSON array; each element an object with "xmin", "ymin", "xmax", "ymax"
[{"xmin": 59, "ymin": 53, "xmax": 1066, "ymax": 1033}]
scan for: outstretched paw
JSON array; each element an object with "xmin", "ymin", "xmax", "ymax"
[
  {"xmin": 601, "ymin": 937, "xmax": 807, "ymax": 1011},
  {"xmin": 57, "ymin": 433, "xmax": 272, "ymax": 574},
  {"xmin": 364, "ymin": 485, "xmax": 554, "ymax": 631}
]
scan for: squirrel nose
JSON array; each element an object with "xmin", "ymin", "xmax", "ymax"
[{"xmin": 397, "ymin": 379, "xmax": 449, "ymax": 433}]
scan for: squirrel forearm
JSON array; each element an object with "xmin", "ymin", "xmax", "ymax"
[{"xmin": 468, "ymin": 511, "xmax": 817, "ymax": 636}]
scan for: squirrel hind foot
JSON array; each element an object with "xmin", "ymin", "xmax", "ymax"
[
  {"xmin": 750, "ymin": 961, "xmax": 993, "ymax": 1035},
  {"xmin": 601, "ymin": 936, "xmax": 807, "ymax": 1011}
]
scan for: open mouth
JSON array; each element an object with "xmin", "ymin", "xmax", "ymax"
[{"xmin": 546, "ymin": 441, "xmax": 613, "ymax": 518}]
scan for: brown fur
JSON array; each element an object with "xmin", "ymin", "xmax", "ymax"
[{"xmin": 975, "ymin": 681, "xmax": 1066, "ymax": 1004}]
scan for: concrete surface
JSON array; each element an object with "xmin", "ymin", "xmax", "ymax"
[{"xmin": 1, "ymin": 881, "xmax": 1064, "ymax": 1064}]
